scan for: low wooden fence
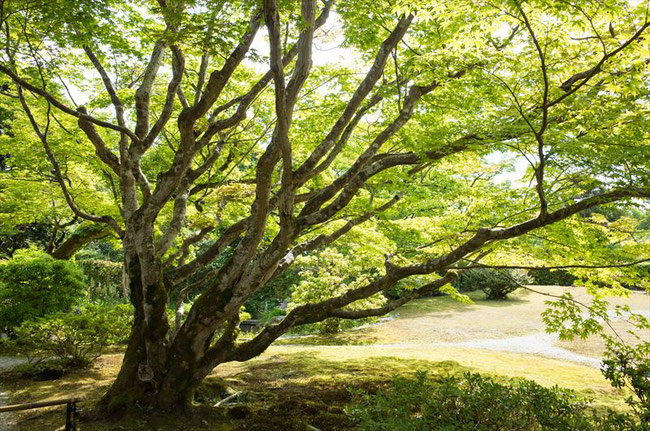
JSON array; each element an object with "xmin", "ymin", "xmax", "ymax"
[{"xmin": 0, "ymin": 397, "xmax": 79, "ymax": 430}]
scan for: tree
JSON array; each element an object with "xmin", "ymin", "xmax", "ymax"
[{"xmin": 1, "ymin": 0, "xmax": 648, "ymax": 412}]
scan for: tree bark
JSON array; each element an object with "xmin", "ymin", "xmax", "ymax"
[{"xmin": 99, "ymin": 251, "xmax": 177, "ymax": 413}]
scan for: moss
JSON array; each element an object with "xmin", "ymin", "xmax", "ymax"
[{"xmin": 194, "ymin": 379, "xmax": 234, "ymax": 404}]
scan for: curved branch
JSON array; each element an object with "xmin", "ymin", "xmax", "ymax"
[{"xmin": 0, "ymin": 64, "xmax": 138, "ymax": 140}]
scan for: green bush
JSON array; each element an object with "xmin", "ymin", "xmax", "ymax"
[
  {"xmin": 602, "ymin": 338, "xmax": 650, "ymax": 424},
  {"xmin": 14, "ymin": 304, "xmax": 132, "ymax": 367},
  {"xmin": 0, "ymin": 249, "xmax": 86, "ymax": 331},
  {"xmin": 288, "ymin": 248, "xmax": 384, "ymax": 333},
  {"xmin": 530, "ymin": 268, "xmax": 577, "ymax": 286},
  {"xmin": 347, "ymin": 371, "xmax": 642, "ymax": 430},
  {"xmin": 259, "ymin": 307, "xmax": 286, "ymax": 326},
  {"xmin": 453, "ymin": 268, "xmax": 531, "ymax": 299},
  {"xmin": 15, "ymin": 359, "xmax": 67, "ymax": 381}
]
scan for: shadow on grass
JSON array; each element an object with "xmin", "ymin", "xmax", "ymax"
[
  {"xmin": 210, "ymin": 353, "xmax": 470, "ymax": 431},
  {"xmin": 7, "ymin": 353, "xmax": 470, "ymax": 431}
]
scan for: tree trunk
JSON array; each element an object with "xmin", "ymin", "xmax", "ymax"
[
  {"xmin": 98, "ymin": 252, "xmax": 187, "ymax": 414},
  {"xmin": 99, "ymin": 323, "xmax": 207, "ymax": 414}
]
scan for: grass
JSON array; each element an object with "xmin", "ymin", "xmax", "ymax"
[{"xmin": 2, "ymin": 285, "xmax": 647, "ymax": 429}]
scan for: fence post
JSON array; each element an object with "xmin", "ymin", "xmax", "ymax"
[{"xmin": 65, "ymin": 401, "xmax": 77, "ymax": 431}]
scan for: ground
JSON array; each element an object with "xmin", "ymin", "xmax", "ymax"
[{"xmin": 0, "ymin": 285, "xmax": 648, "ymax": 430}]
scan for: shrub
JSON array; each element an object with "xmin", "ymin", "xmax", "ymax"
[
  {"xmin": 14, "ymin": 304, "xmax": 131, "ymax": 367},
  {"xmin": 347, "ymin": 371, "xmax": 642, "ymax": 430},
  {"xmin": 102, "ymin": 303, "xmax": 134, "ymax": 344},
  {"xmin": 259, "ymin": 307, "xmax": 286, "ymax": 326},
  {"xmin": 602, "ymin": 338, "xmax": 650, "ymax": 424},
  {"xmin": 453, "ymin": 268, "xmax": 531, "ymax": 299},
  {"xmin": 530, "ymin": 268, "xmax": 577, "ymax": 286},
  {"xmin": 15, "ymin": 359, "xmax": 67, "ymax": 381},
  {"xmin": 0, "ymin": 249, "xmax": 86, "ymax": 331},
  {"xmin": 288, "ymin": 248, "xmax": 384, "ymax": 333}
]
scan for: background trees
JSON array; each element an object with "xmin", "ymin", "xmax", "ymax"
[{"xmin": 0, "ymin": 0, "xmax": 648, "ymax": 411}]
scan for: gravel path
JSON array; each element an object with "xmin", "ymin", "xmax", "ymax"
[
  {"xmin": 441, "ymin": 332, "xmax": 602, "ymax": 367},
  {"xmin": 0, "ymin": 356, "xmax": 26, "ymax": 372},
  {"xmin": 0, "ymin": 356, "xmax": 27, "ymax": 431}
]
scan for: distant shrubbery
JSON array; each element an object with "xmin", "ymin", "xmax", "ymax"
[
  {"xmin": 529, "ymin": 268, "xmax": 577, "ymax": 286},
  {"xmin": 0, "ymin": 249, "xmax": 86, "ymax": 331},
  {"xmin": 453, "ymin": 268, "xmax": 531, "ymax": 299},
  {"xmin": 347, "ymin": 371, "xmax": 644, "ymax": 430}
]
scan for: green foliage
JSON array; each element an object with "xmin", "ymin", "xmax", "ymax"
[
  {"xmin": 14, "ymin": 303, "xmax": 132, "ymax": 367},
  {"xmin": 102, "ymin": 302, "xmax": 134, "ymax": 344},
  {"xmin": 288, "ymin": 247, "xmax": 385, "ymax": 333},
  {"xmin": 243, "ymin": 269, "xmax": 297, "ymax": 319},
  {"xmin": 15, "ymin": 359, "xmax": 67, "ymax": 381},
  {"xmin": 347, "ymin": 371, "xmax": 642, "ymax": 430},
  {"xmin": 0, "ymin": 222, "xmax": 53, "ymax": 259},
  {"xmin": 0, "ymin": 0, "xmax": 649, "ymax": 407},
  {"xmin": 543, "ymin": 292, "xmax": 649, "ymax": 425},
  {"xmin": 76, "ymin": 259, "xmax": 124, "ymax": 302},
  {"xmin": 258, "ymin": 307, "xmax": 286, "ymax": 326},
  {"xmin": 0, "ymin": 249, "xmax": 86, "ymax": 331},
  {"xmin": 542, "ymin": 293, "xmax": 608, "ymax": 341},
  {"xmin": 452, "ymin": 268, "xmax": 531, "ymax": 300},
  {"xmin": 385, "ymin": 276, "xmax": 447, "ymax": 300},
  {"xmin": 601, "ymin": 329, "xmax": 650, "ymax": 423},
  {"xmin": 530, "ymin": 269, "xmax": 577, "ymax": 286}
]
